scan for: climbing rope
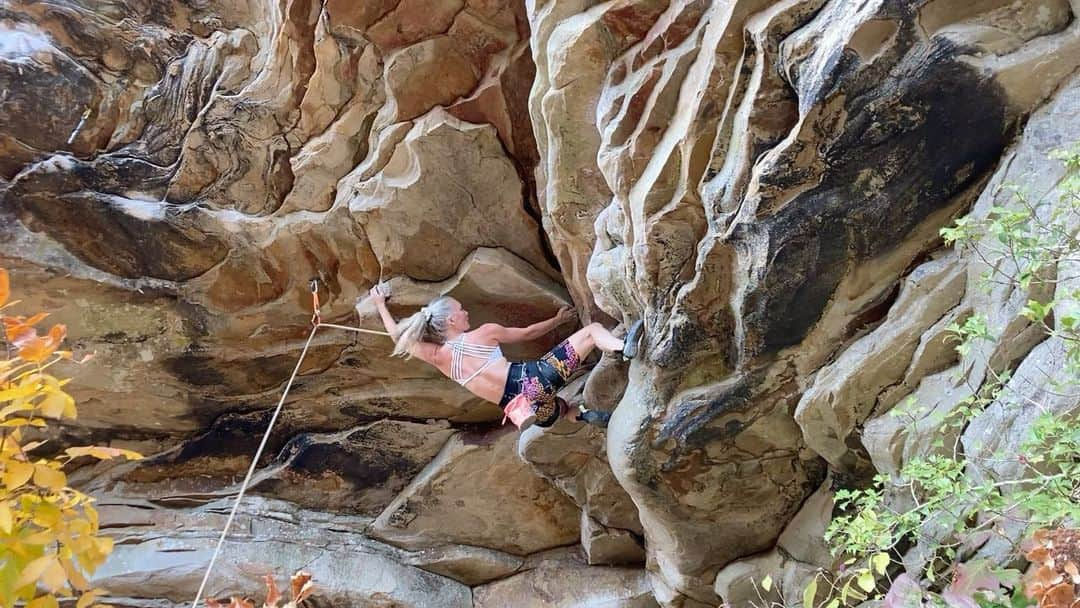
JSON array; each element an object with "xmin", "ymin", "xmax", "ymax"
[{"xmin": 190, "ymin": 281, "xmax": 389, "ymax": 608}]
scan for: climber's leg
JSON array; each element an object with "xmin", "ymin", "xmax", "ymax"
[{"xmin": 565, "ymin": 320, "xmax": 644, "ymax": 361}]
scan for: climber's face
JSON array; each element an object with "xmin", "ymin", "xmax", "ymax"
[{"xmin": 447, "ymin": 298, "xmax": 470, "ymax": 331}]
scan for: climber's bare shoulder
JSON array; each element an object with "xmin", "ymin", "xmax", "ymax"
[
  {"xmin": 468, "ymin": 323, "xmax": 509, "ymax": 347},
  {"xmin": 411, "ymin": 341, "xmax": 443, "ymax": 365},
  {"xmin": 471, "ymin": 323, "xmax": 521, "ymax": 344}
]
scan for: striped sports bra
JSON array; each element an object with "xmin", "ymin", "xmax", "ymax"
[{"xmin": 448, "ymin": 336, "xmax": 504, "ymax": 386}]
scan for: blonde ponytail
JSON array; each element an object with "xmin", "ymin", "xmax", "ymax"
[{"xmin": 391, "ymin": 296, "xmax": 454, "ymax": 357}]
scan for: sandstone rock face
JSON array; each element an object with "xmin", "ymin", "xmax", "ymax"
[
  {"xmin": 795, "ymin": 254, "xmax": 966, "ymax": 477},
  {"xmin": 1, "ymin": 0, "xmax": 574, "ymax": 602},
  {"xmin": 533, "ymin": 0, "xmax": 1080, "ymax": 602},
  {"xmin": 713, "ymin": 475, "xmax": 834, "ymax": 606},
  {"xmin": 516, "ymin": 376, "xmax": 646, "ymax": 565},
  {"xmin": 90, "ymin": 497, "xmax": 473, "ymax": 607},
  {"xmin": 473, "ymin": 549, "xmax": 659, "ymax": 608},
  {"xmin": 3, "ymin": 0, "xmax": 1080, "ymax": 605},
  {"xmin": 370, "ymin": 428, "xmax": 582, "ymax": 556}
]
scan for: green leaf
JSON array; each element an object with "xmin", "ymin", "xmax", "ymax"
[
  {"xmin": 856, "ymin": 571, "xmax": 875, "ymax": 593},
  {"xmin": 871, "ymin": 552, "xmax": 890, "ymax": 575},
  {"xmin": 803, "ymin": 576, "xmax": 818, "ymax": 608},
  {"xmin": 760, "ymin": 575, "xmax": 773, "ymax": 593}
]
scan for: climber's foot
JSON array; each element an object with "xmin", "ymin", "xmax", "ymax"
[
  {"xmin": 576, "ymin": 409, "xmax": 611, "ymax": 428},
  {"xmin": 620, "ymin": 319, "xmax": 644, "ymax": 360}
]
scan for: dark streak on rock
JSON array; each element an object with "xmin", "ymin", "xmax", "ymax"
[
  {"xmin": 654, "ymin": 371, "xmax": 758, "ymax": 450},
  {"xmin": 743, "ymin": 36, "xmax": 1012, "ymax": 356}
]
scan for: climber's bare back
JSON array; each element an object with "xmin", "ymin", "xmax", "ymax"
[{"xmin": 412, "ymin": 326, "xmax": 511, "ymax": 404}]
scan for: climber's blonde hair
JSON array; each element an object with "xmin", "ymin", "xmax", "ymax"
[{"xmin": 392, "ymin": 296, "xmax": 455, "ymax": 358}]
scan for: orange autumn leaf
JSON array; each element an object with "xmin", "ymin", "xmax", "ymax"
[
  {"xmin": 3, "ymin": 314, "xmax": 45, "ymax": 345},
  {"xmin": 290, "ymin": 571, "xmax": 314, "ymax": 603},
  {"xmin": 0, "ymin": 268, "xmax": 8, "ymax": 307},
  {"xmin": 17, "ymin": 325, "xmax": 66, "ymax": 363},
  {"xmin": 262, "ymin": 575, "xmax": 281, "ymax": 608},
  {"xmin": 1028, "ymin": 565, "xmax": 1063, "ymax": 597},
  {"xmin": 1042, "ymin": 583, "xmax": 1076, "ymax": 608},
  {"xmin": 209, "ymin": 571, "xmax": 314, "ymax": 608},
  {"xmin": 207, "ymin": 598, "xmax": 254, "ymax": 608},
  {"xmin": 1031, "ymin": 545, "xmax": 1054, "ymax": 563}
]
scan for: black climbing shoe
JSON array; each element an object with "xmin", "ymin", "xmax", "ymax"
[
  {"xmin": 620, "ymin": 319, "xmax": 644, "ymax": 360},
  {"xmin": 577, "ymin": 409, "xmax": 611, "ymax": 428}
]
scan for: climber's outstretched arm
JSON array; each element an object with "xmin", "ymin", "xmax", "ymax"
[
  {"xmin": 481, "ymin": 306, "xmax": 576, "ymax": 344},
  {"xmin": 368, "ymin": 286, "xmax": 398, "ymax": 336}
]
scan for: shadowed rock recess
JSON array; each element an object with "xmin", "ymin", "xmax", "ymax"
[{"xmin": 1, "ymin": 0, "xmax": 1078, "ymax": 605}]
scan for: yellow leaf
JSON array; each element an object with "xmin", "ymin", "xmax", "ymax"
[
  {"xmin": 37, "ymin": 391, "xmax": 72, "ymax": 419},
  {"xmin": 41, "ymin": 558, "xmax": 68, "ymax": 592},
  {"xmin": 117, "ymin": 448, "xmax": 142, "ymax": 460},
  {"xmin": 44, "ymin": 392, "xmax": 75, "ymax": 419},
  {"xmin": 63, "ymin": 396, "xmax": 77, "ymax": 419},
  {"xmin": 22, "ymin": 530, "xmax": 57, "ymax": 545},
  {"xmin": 1, "ymin": 417, "xmax": 47, "ymax": 427},
  {"xmin": 871, "ymin": 552, "xmax": 890, "ymax": 575},
  {"xmin": 15, "ymin": 555, "xmax": 54, "ymax": 588},
  {"xmin": 0, "ymin": 501, "xmax": 12, "ymax": 533},
  {"xmin": 31, "ymin": 502, "xmax": 61, "ymax": 527},
  {"xmin": 77, "ymin": 588, "xmax": 106, "ymax": 608},
  {"xmin": 4, "ymin": 461, "xmax": 34, "ymax": 490},
  {"xmin": 27, "ymin": 595, "xmax": 60, "ymax": 608},
  {"xmin": 856, "ymin": 571, "xmax": 875, "ymax": 592},
  {"xmin": 804, "ymin": 575, "xmax": 818, "ymax": 608},
  {"xmin": 0, "ymin": 379, "xmax": 40, "ymax": 402},
  {"xmin": 66, "ymin": 447, "xmax": 142, "ymax": 461},
  {"xmin": 33, "ymin": 464, "xmax": 66, "ymax": 490},
  {"xmin": 83, "ymin": 504, "xmax": 98, "ymax": 532},
  {"xmin": 21, "ymin": 440, "xmax": 47, "ymax": 452},
  {"xmin": 0, "ymin": 401, "xmax": 33, "ymax": 419},
  {"xmin": 62, "ymin": 557, "xmax": 89, "ymax": 591}
]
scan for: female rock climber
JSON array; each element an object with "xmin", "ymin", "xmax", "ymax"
[{"xmin": 365, "ymin": 285, "xmax": 643, "ymax": 429}]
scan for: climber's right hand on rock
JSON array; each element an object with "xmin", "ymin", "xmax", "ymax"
[{"xmin": 366, "ymin": 287, "xmax": 384, "ymax": 306}]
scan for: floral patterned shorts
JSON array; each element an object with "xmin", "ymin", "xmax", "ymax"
[{"xmin": 499, "ymin": 340, "xmax": 581, "ymax": 427}]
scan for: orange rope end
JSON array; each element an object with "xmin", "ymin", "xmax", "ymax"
[{"xmin": 309, "ymin": 279, "xmax": 321, "ymax": 326}]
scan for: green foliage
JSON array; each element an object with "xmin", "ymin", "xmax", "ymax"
[{"xmin": 810, "ymin": 145, "xmax": 1080, "ymax": 608}]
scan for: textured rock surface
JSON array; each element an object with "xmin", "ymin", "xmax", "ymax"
[
  {"xmin": 2, "ymin": 0, "xmax": 1080, "ymax": 605},
  {"xmin": 90, "ymin": 497, "xmax": 473, "ymax": 607},
  {"xmin": 795, "ymin": 254, "xmax": 966, "ymax": 477},
  {"xmin": 0, "ymin": 0, "xmax": 572, "ymax": 602},
  {"xmin": 370, "ymin": 428, "xmax": 582, "ymax": 556},
  {"xmin": 713, "ymin": 476, "xmax": 834, "ymax": 606},
  {"xmin": 473, "ymin": 549, "xmax": 659, "ymax": 608},
  {"xmin": 563, "ymin": 1, "xmax": 1080, "ymax": 601}
]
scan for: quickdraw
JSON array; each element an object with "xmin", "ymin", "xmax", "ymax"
[{"xmin": 310, "ymin": 278, "xmax": 321, "ymax": 326}]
